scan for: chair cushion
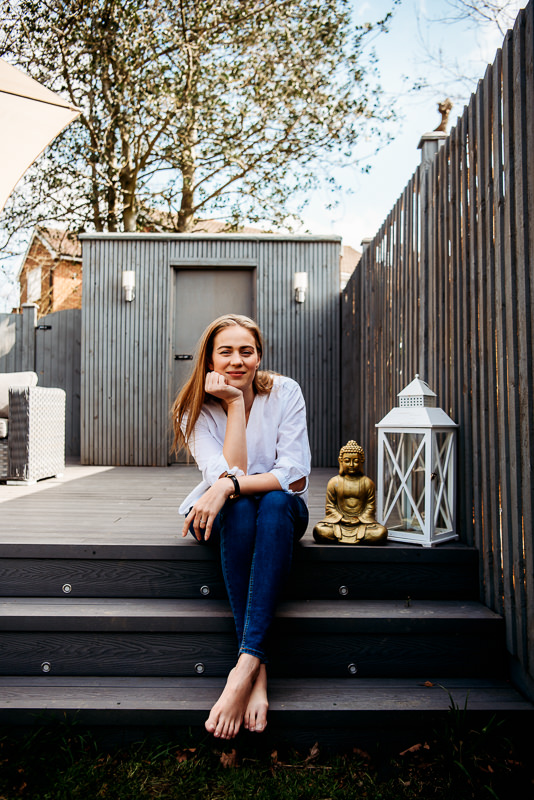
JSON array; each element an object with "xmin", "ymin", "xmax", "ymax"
[
  {"xmin": 0, "ymin": 418, "xmax": 7, "ymax": 438},
  {"xmin": 0, "ymin": 372, "xmax": 38, "ymax": 417}
]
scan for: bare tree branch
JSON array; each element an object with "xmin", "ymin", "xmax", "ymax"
[{"xmin": 0, "ymin": 0, "xmax": 396, "ymax": 242}]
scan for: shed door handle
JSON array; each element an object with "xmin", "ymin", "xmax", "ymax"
[{"xmin": 175, "ymin": 354, "xmax": 193, "ymax": 360}]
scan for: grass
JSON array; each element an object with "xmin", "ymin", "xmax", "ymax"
[{"xmin": 0, "ymin": 708, "xmax": 532, "ymax": 800}]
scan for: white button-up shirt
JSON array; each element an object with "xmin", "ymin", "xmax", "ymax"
[{"xmin": 179, "ymin": 375, "xmax": 311, "ymax": 513}]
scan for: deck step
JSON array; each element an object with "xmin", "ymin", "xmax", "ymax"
[
  {"xmin": 0, "ymin": 676, "xmax": 530, "ymax": 743},
  {"xmin": 0, "ymin": 542, "xmax": 479, "ymax": 600},
  {"xmin": 0, "ymin": 466, "xmax": 526, "ymax": 744},
  {"xmin": 0, "ymin": 598, "xmax": 505, "ymax": 679}
]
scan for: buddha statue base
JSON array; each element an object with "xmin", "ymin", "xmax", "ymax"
[{"xmin": 313, "ymin": 522, "xmax": 387, "ymax": 545}]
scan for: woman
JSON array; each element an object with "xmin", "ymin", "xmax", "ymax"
[{"xmin": 172, "ymin": 314, "xmax": 311, "ymax": 740}]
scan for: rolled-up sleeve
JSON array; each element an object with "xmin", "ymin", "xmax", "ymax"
[
  {"xmin": 187, "ymin": 412, "xmax": 244, "ymax": 486},
  {"xmin": 268, "ymin": 382, "xmax": 311, "ymax": 493}
]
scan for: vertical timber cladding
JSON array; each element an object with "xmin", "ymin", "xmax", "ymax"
[
  {"xmin": 0, "ymin": 314, "xmax": 22, "ymax": 372},
  {"xmin": 80, "ymin": 236, "xmax": 170, "ymax": 466},
  {"xmin": 169, "ymin": 235, "xmax": 342, "ymax": 467},
  {"xmin": 81, "ymin": 233, "xmax": 341, "ymax": 467},
  {"xmin": 256, "ymin": 237, "xmax": 341, "ymax": 467},
  {"xmin": 35, "ymin": 309, "xmax": 81, "ymax": 457},
  {"xmin": 168, "ymin": 235, "xmax": 257, "ymax": 464}
]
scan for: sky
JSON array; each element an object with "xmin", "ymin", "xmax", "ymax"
[
  {"xmin": 297, "ymin": 0, "xmax": 525, "ymax": 249},
  {"xmin": 0, "ymin": 0, "xmax": 526, "ymax": 311}
]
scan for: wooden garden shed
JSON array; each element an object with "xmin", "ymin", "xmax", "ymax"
[{"xmin": 80, "ymin": 232, "xmax": 342, "ymax": 468}]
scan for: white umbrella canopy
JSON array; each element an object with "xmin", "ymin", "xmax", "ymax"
[{"xmin": 0, "ymin": 58, "xmax": 80, "ymax": 214}]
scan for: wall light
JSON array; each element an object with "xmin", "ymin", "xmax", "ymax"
[
  {"xmin": 293, "ymin": 271, "xmax": 308, "ymax": 303},
  {"xmin": 122, "ymin": 270, "xmax": 136, "ymax": 302}
]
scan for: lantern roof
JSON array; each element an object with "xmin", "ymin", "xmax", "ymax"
[
  {"xmin": 376, "ymin": 376, "xmax": 458, "ymax": 428},
  {"xmin": 398, "ymin": 374, "xmax": 436, "ymax": 407},
  {"xmin": 376, "ymin": 406, "xmax": 458, "ymax": 428}
]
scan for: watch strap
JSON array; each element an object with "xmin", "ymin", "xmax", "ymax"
[{"xmin": 223, "ymin": 472, "xmax": 241, "ymax": 500}]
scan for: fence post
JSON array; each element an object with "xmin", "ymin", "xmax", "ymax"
[
  {"xmin": 417, "ymin": 132, "xmax": 448, "ymax": 378},
  {"xmin": 418, "ymin": 131, "xmax": 448, "ymax": 167},
  {"xmin": 21, "ymin": 303, "xmax": 37, "ymax": 372}
]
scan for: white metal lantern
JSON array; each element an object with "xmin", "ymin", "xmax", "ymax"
[{"xmin": 376, "ymin": 375, "xmax": 458, "ymax": 547}]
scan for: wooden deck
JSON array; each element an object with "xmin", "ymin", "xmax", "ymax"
[
  {"xmin": 0, "ymin": 462, "xmax": 532, "ymax": 744},
  {"xmin": 0, "ymin": 462, "xmax": 331, "ymax": 544}
]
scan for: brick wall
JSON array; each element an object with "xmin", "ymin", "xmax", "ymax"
[
  {"xmin": 19, "ymin": 237, "xmax": 82, "ymax": 314},
  {"xmin": 52, "ymin": 260, "xmax": 82, "ymax": 310}
]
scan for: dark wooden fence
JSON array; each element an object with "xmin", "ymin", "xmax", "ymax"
[
  {"xmin": 0, "ymin": 305, "xmax": 81, "ymax": 456},
  {"xmin": 342, "ymin": 2, "xmax": 534, "ymax": 699}
]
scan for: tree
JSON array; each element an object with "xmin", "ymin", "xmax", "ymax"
[
  {"xmin": 0, "ymin": 0, "xmax": 396, "ymax": 243},
  {"xmin": 412, "ymin": 0, "xmax": 523, "ymax": 103},
  {"xmin": 438, "ymin": 0, "xmax": 522, "ymax": 36}
]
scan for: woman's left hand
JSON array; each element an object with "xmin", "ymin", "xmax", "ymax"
[{"xmin": 182, "ymin": 478, "xmax": 233, "ymax": 541}]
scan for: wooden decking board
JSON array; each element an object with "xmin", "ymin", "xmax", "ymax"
[
  {"xmin": 0, "ymin": 598, "xmax": 502, "ymax": 634},
  {"xmin": 0, "ymin": 540, "xmax": 478, "ymax": 561},
  {"xmin": 0, "ymin": 557, "xmax": 228, "ymax": 599},
  {"xmin": 0, "ymin": 537, "xmax": 478, "ymax": 558},
  {"xmin": 0, "ymin": 632, "xmax": 503, "ymax": 679},
  {"xmin": 0, "ymin": 465, "xmax": 321, "ymax": 543},
  {"xmin": 0, "ymin": 464, "xmax": 468, "ymax": 553},
  {"xmin": 0, "ymin": 676, "xmax": 529, "ymax": 715},
  {"xmin": 0, "ymin": 558, "xmax": 478, "ymax": 602}
]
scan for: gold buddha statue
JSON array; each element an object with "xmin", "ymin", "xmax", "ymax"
[{"xmin": 313, "ymin": 441, "xmax": 388, "ymax": 545}]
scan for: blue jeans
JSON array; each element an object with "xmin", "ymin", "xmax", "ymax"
[{"xmin": 189, "ymin": 491, "xmax": 308, "ymax": 663}]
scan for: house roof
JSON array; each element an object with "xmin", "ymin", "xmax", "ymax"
[
  {"xmin": 24, "ymin": 222, "xmax": 360, "ymax": 287},
  {"xmin": 184, "ymin": 219, "xmax": 268, "ymax": 235},
  {"xmin": 138, "ymin": 212, "xmax": 268, "ymax": 236},
  {"xmin": 341, "ymin": 245, "xmax": 362, "ymax": 274},
  {"xmin": 31, "ymin": 221, "xmax": 357, "ymax": 256},
  {"xmin": 17, "ymin": 226, "xmax": 82, "ymax": 280},
  {"xmin": 34, "ymin": 227, "xmax": 82, "ymax": 260}
]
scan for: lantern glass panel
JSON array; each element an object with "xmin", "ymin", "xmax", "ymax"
[
  {"xmin": 432, "ymin": 431, "xmax": 454, "ymax": 532},
  {"xmin": 382, "ymin": 432, "xmax": 426, "ymax": 536}
]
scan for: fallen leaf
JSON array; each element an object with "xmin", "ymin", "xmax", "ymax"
[
  {"xmin": 271, "ymin": 750, "xmax": 278, "ymax": 765},
  {"xmin": 176, "ymin": 747, "xmax": 196, "ymax": 763},
  {"xmin": 220, "ymin": 749, "xmax": 238, "ymax": 768},
  {"xmin": 399, "ymin": 743, "xmax": 422, "ymax": 756},
  {"xmin": 304, "ymin": 742, "xmax": 320, "ymax": 763},
  {"xmin": 399, "ymin": 742, "xmax": 430, "ymax": 756},
  {"xmin": 352, "ymin": 747, "xmax": 371, "ymax": 761},
  {"xmin": 422, "ymin": 681, "xmax": 434, "ymax": 687}
]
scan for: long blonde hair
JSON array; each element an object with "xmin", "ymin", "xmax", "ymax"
[{"xmin": 171, "ymin": 314, "xmax": 273, "ymax": 454}]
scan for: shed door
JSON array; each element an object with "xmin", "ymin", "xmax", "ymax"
[{"xmin": 171, "ymin": 267, "xmax": 256, "ymax": 461}]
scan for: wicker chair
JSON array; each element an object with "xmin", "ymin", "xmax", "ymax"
[{"xmin": 0, "ymin": 372, "xmax": 66, "ymax": 483}]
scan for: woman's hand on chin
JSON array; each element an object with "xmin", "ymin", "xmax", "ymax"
[
  {"xmin": 205, "ymin": 371, "xmax": 243, "ymax": 404},
  {"xmin": 182, "ymin": 478, "xmax": 233, "ymax": 541}
]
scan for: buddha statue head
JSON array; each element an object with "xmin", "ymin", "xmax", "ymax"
[{"xmin": 338, "ymin": 440, "xmax": 365, "ymax": 476}]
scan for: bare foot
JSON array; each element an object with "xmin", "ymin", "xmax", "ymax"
[
  {"xmin": 205, "ymin": 654, "xmax": 260, "ymax": 739},
  {"xmin": 244, "ymin": 663, "xmax": 268, "ymax": 732}
]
